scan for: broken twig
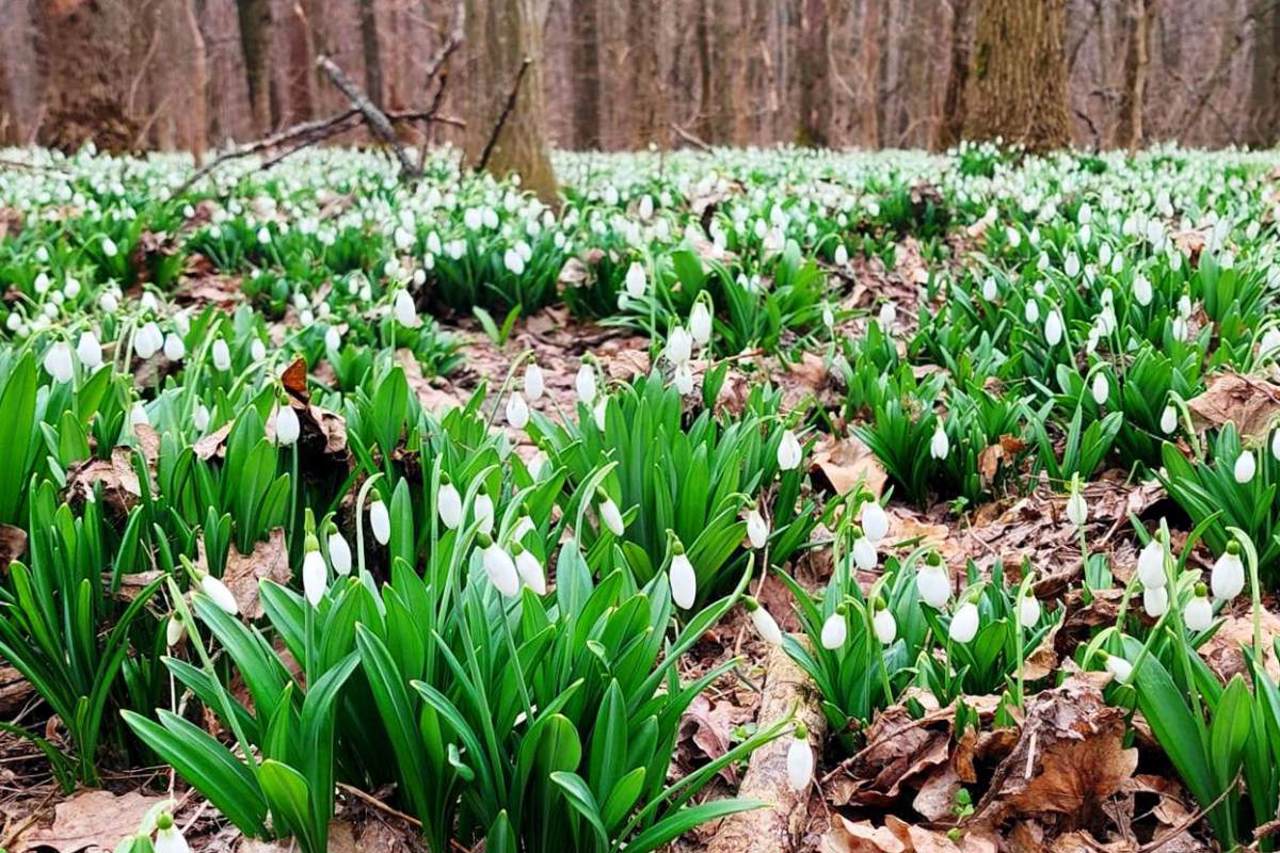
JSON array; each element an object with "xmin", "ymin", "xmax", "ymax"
[
  {"xmin": 476, "ymin": 57, "xmax": 532, "ymax": 174},
  {"xmin": 318, "ymin": 55, "xmax": 421, "ymax": 179}
]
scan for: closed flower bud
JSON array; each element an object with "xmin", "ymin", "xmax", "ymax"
[
  {"xmin": 777, "ymin": 430, "xmax": 803, "ymax": 471},
  {"xmin": 1234, "ymin": 450, "xmax": 1257, "ymax": 484},
  {"xmin": 43, "ymin": 340, "xmax": 74, "ymax": 383},
  {"xmin": 1044, "ymin": 310, "xmax": 1064, "ymax": 346},
  {"xmin": 200, "ymin": 574, "xmax": 239, "ymax": 615},
  {"xmin": 154, "ymin": 813, "xmax": 190, "ymax": 853},
  {"xmin": 673, "ymin": 363, "xmax": 694, "ymax": 396},
  {"xmin": 852, "ymin": 535, "xmax": 878, "ymax": 571},
  {"xmin": 165, "ymin": 613, "xmax": 186, "ymax": 648},
  {"xmin": 393, "ymin": 289, "xmax": 419, "ymax": 327},
  {"xmin": 1160, "ymin": 405, "xmax": 1178, "ymax": 434},
  {"xmin": 1104, "ymin": 652, "xmax": 1133, "ymax": 684},
  {"xmin": 1024, "ymin": 299, "xmax": 1040, "ymax": 324},
  {"xmin": 1272, "ymin": 429, "xmax": 1280, "ymax": 462},
  {"xmin": 666, "ymin": 325, "xmax": 692, "ymax": 365},
  {"xmin": 369, "ymin": 498, "xmax": 391, "ymax": 545},
  {"xmin": 524, "ymin": 363, "xmax": 545, "ymax": 401},
  {"xmin": 786, "ymin": 728, "xmax": 814, "ymax": 791},
  {"xmin": 130, "ymin": 402, "xmax": 150, "ymax": 427},
  {"xmin": 303, "ymin": 546, "xmax": 327, "ymax": 606},
  {"xmin": 1090, "ymin": 373, "xmax": 1109, "ymax": 406},
  {"xmin": 513, "ymin": 544, "xmax": 547, "ymax": 595},
  {"xmin": 76, "ymin": 331, "xmax": 102, "ymax": 369},
  {"xmin": 669, "ymin": 544, "xmax": 697, "ymax": 609},
  {"xmin": 136, "ymin": 322, "xmax": 163, "ymax": 359},
  {"xmin": 861, "ymin": 500, "xmax": 889, "ymax": 543},
  {"xmin": 506, "ymin": 391, "xmax": 530, "ymax": 429},
  {"xmin": 821, "ymin": 608, "xmax": 848, "ymax": 649},
  {"xmin": 575, "ymin": 363, "xmax": 597, "ymax": 405},
  {"xmin": 1211, "ymin": 541, "xmax": 1245, "ymax": 602},
  {"xmin": 949, "ymin": 601, "xmax": 980, "ymax": 643},
  {"xmin": 474, "ymin": 492, "xmax": 495, "ymax": 535},
  {"xmin": 873, "ymin": 601, "xmax": 896, "ymax": 645},
  {"xmin": 1143, "ymin": 584, "xmax": 1169, "ymax": 618},
  {"xmin": 689, "ymin": 298, "xmax": 713, "ymax": 345},
  {"xmin": 1137, "ymin": 538, "xmax": 1167, "ymax": 588},
  {"xmin": 480, "ymin": 536, "xmax": 520, "ymax": 597},
  {"xmin": 929, "ymin": 422, "xmax": 950, "ymax": 460},
  {"xmin": 624, "ymin": 261, "xmax": 646, "ymax": 298},
  {"xmin": 599, "ymin": 494, "xmax": 625, "ymax": 536},
  {"xmin": 917, "ymin": 553, "xmax": 950, "ymax": 608},
  {"xmin": 1018, "ymin": 590, "xmax": 1041, "ymax": 627},
  {"xmin": 834, "ymin": 244, "xmax": 849, "ymax": 266},
  {"xmin": 212, "ymin": 339, "xmax": 232, "ymax": 371},
  {"xmin": 328, "ymin": 529, "xmax": 352, "ymax": 576},
  {"xmin": 193, "ymin": 403, "xmax": 210, "ymax": 432},
  {"xmin": 437, "ymin": 479, "xmax": 463, "ymax": 529},
  {"xmin": 163, "ymin": 332, "xmax": 186, "ymax": 362},
  {"xmin": 275, "ymin": 406, "xmax": 300, "ymax": 446},
  {"xmin": 1133, "ymin": 274, "xmax": 1153, "ymax": 306},
  {"xmin": 746, "ymin": 507, "xmax": 769, "ymax": 549},
  {"xmin": 745, "ymin": 597, "xmax": 783, "ymax": 645},
  {"xmin": 1184, "ymin": 584, "xmax": 1213, "ymax": 632}
]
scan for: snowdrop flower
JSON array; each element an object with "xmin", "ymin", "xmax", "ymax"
[
  {"xmin": 821, "ymin": 606, "xmax": 848, "ymax": 649},
  {"xmin": 598, "ymin": 492, "xmax": 626, "ymax": 536},
  {"xmin": 524, "ymin": 363, "xmax": 545, "ymax": 401},
  {"xmin": 949, "ymin": 601, "xmax": 980, "ymax": 644},
  {"xmin": 437, "ymin": 477, "xmax": 463, "ymax": 529},
  {"xmin": 478, "ymin": 534, "xmax": 520, "ymax": 597},
  {"xmin": 43, "ymin": 340, "xmax": 74, "ymax": 383},
  {"xmin": 834, "ymin": 244, "xmax": 849, "ymax": 266},
  {"xmin": 745, "ymin": 597, "xmax": 783, "ymax": 645},
  {"xmin": 1024, "ymin": 299, "xmax": 1040, "ymax": 324},
  {"xmin": 861, "ymin": 500, "xmax": 889, "ymax": 543},
  {"xmin": 249, "ymin": 338, "xmax": 267, "ymax": 362},
  {"xmin": 689, "ymin": 295, "xmax": 713, "ymax": 346},
  {"xmin": 624, "ymin": 261, "xmax": 646, "ymax": 298},
  {"xmin": 1090, "ymin": 372, "xmax": 1109, "ymax": 406},
  {"xmin": 916, "ymin": 552, "xmax": 950, "ymax": 608},
  {"xmin": 873, "ymin": 599, "xmax": 897, "ymax": 645},
  {"xmin": 165, "ymin": 613, "xmax": 186, "ymax": 648},
  {"xmin": 506, "ymin": 391, "xmax": 530, "ymax": 430},
  {"xmin": 1260, "ymin": 328, "xmax": 1280, "ymax": 359},
  {"xmin": 673, "ymin": 363, "xmax": 694, "ymax": 396},
  {"xmin": 929, "ymin": 421, "xmax": 950, "ymax": 460},
  {"xmin": 154, "ymin": 812, "xmax": 190, "ymax": 853},
  {"xmin": 852, "ymin": 532, "xmax": 878, "ymax": 571},
  {"xmin": 163, "ymin": 332, "xmax": 185, "ymax": 361},
  {"xmin": 1184, "ymin": 584, "xmax": 1213, "ymax": 633},
  {"xmin": 1234, "ymin": 449, "xmax": 1256, "ymax": 484},
  {"xmin": 593, "ymin": 398, "xmax": 607, "ymax": 430},
  {"xmin": 877, "ymin": 301, "xmax": 897, "ymax": 329},
  {"xmin": 1066, "ymin": 475, "xmax": 1088, "ymax": 528},
  {"xmin": 200, "ymin": 572, "xmax": 239, "ymax": 615},
  {"xmin": 982, "ymin": 276, "xmax": 999, "ymax": 301},
  {"xmin": 575, "ymin": 363, "xmax": 597, "ymax": 405},
  {"xmin": 135, "ymin": 321, "xmax": 163, "ymax": 359},
  {"xmin": 513, "ymin": 543, "xmax": 546, "ymax": 595},
  {"xmin": 1160, "ymin": 405, "xmax": 1178, "ymax": 434},
  {"xmin": 1143, "ymin": 584, "xmax": 1169, "ymax": 618},
  {"xmin": 369, "ymin": 498, "xmax": 391, "ymax": 545},
  {"xmin": 464, "ymin": 207, "xmax": 482, "ymax": 230},
  {"xmin": 474, "ymin": 492, "xmax": 495, "ymax": 535},
  {"xmin": 787, "ymin": 725, "xmax": 814, "ymax": 791},
  {"xmin": 666, "ymin": 325, "xmax": 692, "ymax": 365},
  {"xmin": 256, "ymin": 226, "xmax": 271, "ymax": 245},
  {"xmin": 102, "ymin": 236, "xmax": 118, "ymax": 257},
  {"xmin": 1103, "ymin": 652, "xmax": 1133, "ymax": 684},
  {"xmin": 1064, "ymin": 252, "xmax": 1080, "ymax": 278},
  {"xmin": 275, "ymin": 405, "xmax": 300, "ymax": 446},
  {"xmin": 1018, "ymin": 589, "xmax": 1041, "ymax": 627},
  {"xmin": 1044, "ymin": 309, "xmax": 1064, "ymax": 347},
  {"xmin": 212, "ymin": 339, "xmax": 231, "ymax": 371},
  {"xmin": 503, "ymin": 248, "xmax": 525, "ymax": 276},
  {"xmin": 1136, "ymin": 537, "xmax": 1168, "ymax": 588},
  {"xmin": 302, "ymin": 535, "xmax": 328, "ymax": 606},
  {"xmin": 130, "ymin": 402, "xmax": 150, "ymax": 427},
  {"xmin": 746, "ymin": 506, "xmax": 769, "ymax": 549},
  {"xmin": 1273, "ymin": 428, "xmax": 1280, "ymax": 462},
  {"xmin": 393, "ymin": 289, "xmax": 419, "ymax": 327},
  {"xmin": 193, "ymin": 403, "xmax": 210, "ymax": 432},
  {"xmin": 76, "ymin": 331, "xmax": 102, "ymax": 369},
  {"xmin": 1005, "ymin": 226, "xmax": 1021, "ymax": 248},
  {"xmin": 1133, "ymin": 274, "xmax": 1153, "ymax": 306},
  {"xmin": 327, "ymin": 525, "xmax": 352, "ymax": 576},
  {"xmin": 668, "ymin": 541, "xmax": 697, "ymax": 609},
  {"xmin": 1211, "ymin": 540, "xmax": 1245, "ymax": 602},
  {"xmin": 776, "ymin": 430, "xmax": 803, "ymax": 471}
]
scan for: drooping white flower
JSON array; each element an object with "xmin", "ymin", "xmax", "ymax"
[
  {"xmin": 949, "ymin": 601, "xmax": 980, "ymax": 644},
  {"xmin": 514, "ymin": 545, "xmax": 547, "ymax": 595},
  {"xmin": 669, "ymin": 546, "xmax": 697, "ymax": 609},
  {"xmin": 303, "ymin": 545, "xmax": 328, "ymax": 606},
  {"xmin": 873, "ymin": 604, "xmax": 897, "ymax": 645},
  {"xmin": 777, "ymin": 430, "xmax": 803, "ymax": 471},
  {"xmin": 593, "ymin": 398, "xmax": 607, "ymax": 430},
  {"xmin": 76, "ymin": 331, "xmax": 102, "ymax": 369},
  {"xmin": 275, "ymin": 406, "xmax": 300, "ymax": 446},
  {"xmin": 666, "ymin": 326, "xmax": 693, "ymax": 365},
  {"xmin": 1044, "ymin": 310, "xmax": 1064, "ymax": 346},
  {"xmin": 1090, "ymin": 373, "xmax": 1109, "ymax": 406},
  {"xmin": 1104, "ymin": 653, "xmax": 1133, "ymax": 684},
  {"xmin": 673, "ymin": 363, "xmax": 695, "ymax": 396},
  {"xmin": 1273, "ymin": 428, "xmax": 1280, "ymax": 462},
  {"xmin": 43, "ymin": 340, "xmax": 74, "ymax": 383},
  {"xmin": 1184, "ymin": 585, "xmax": 1213, "ymax": 632},
  {"xmin": 786, "ymin": 728, "xmax": 814, "ymax": 790},
  {"xmin": 1211, "ymin": 542, "xmax": 1245, "ymax": 602},
  {"xmin": 130, "ymin": 402, "xmax": 150, "ymax": 427},
  {"xmin": 165, "ymin": 613, "xmax": 186, "ymax": 648},
  {"xmin": 624, "ymin": 261, "xmax": 647, "ymax": 298},
  {"xmin": 599, "ymin": 495, "xmax": 625, "ymax": 536},
  {"xmin": 917, "ymin": 555, "xmax": 950, "ymax": 608},
  {"xmin": 524, "ymin": 363, "xmax": 545, "ymax": 401},
  {"xmin": 878, "ymin": 301, "xmax": 897, "ymax": 329},
  {"xmin": 1018, "ymin": 590, "xmax": 1041, "ymax": 627},
  {"xmin": 852, "ymin": 535, "xmax": 878, "ymax": 571},
  {"xmin": 480, "ymin": 536, "xmax": 520, "ymax": 597},
  {"xmin": 212, "ymin": 339, "xmax": 232, "ymax": 371},
  {"xmin": 575, "ymin": 363, "xmax": 597, "ymax": 405},
  {"xmin": 1143, "ymin": 584, "xmax": 1169, "ymax": 618},
  {"xmin": 982, "ymin": 276, "xmax": 999, "ymax": 301},
  {"xmin": 1133, "ymin": 274, "xmax": 1153, "ymax": 306},
  {"xmin": 1235, "ymin": 450, "xmax": 1257, "ymax": 484},
  {"xmin": 821, "ymin": 609, "xmax": 848, "ymax": 649},
  {"xmin": 393, "ymin": 289, "xmax": 419, "ymax": 327},
  {"xmin": 193, "ymin": 403, "xmax": 211, "ymax": 432},
  {"xmin": 690, "ymin": 298, "xmax": 713, "ymax": 346},
  {"xmin": 1160, "ymin": 405, "xmax": 1178, "ymax": 434},
  {"xmin": 163, "ymin": 333, "xmax": 186, "ymax": 362},
  {"xmin": 474, "ymin": 492, "xmax": 495, "ymax": 535},
  {"xmin": 834, "ymin": 244, "xmax": 849, "ymax": 266},
  {"xmin": 369, "ymin": 498, "xmax": 391, "ymax": 545},
  {"xmin": 861, "ymin": 500, "xmax": 889, "ymax": 543},
  {"xmin": 1066, "ymin": 487, "xmax": 1088, "ymax": 529},
  {"xmin": 437, "ymin": 479, "xmax": 463, "ymax": 529},
  {"xmin": 506, "ymin": 392, "xmax": 530, "ymax": 430},
  {"xmin": 746, "ymin": 507, "xmax": 769, "ymax": 549},
  {"xmin": 1024, "ymin": 299, "xmax": 1040, "ymax": 324},
  {"xmin": 745, "ymin": 597, "xmax": 782, "ymax": 645},
  {"xmin": 200, "ymin": 574, "xmax": 239, "ymax": 615},
  {"xmin": 154, "ymin": 814, "xmax": 190, "ymax": 853},
  {"xmin": 929, "ymin": 422, "xmax": 950, "ymax": 460},
  {"xmin": 102, "ymin": 236, "xmax": 118, "ymax": 257},
  {"xmin": 1064, "ymin": 252, "xmax": 1081, "ymax": 279},
  {"xmin": 1136, "ymin": 538, "xmax": 1167, "ymax": 588},
  {"xmin": 328, "ymin": 529, "xmax": 353, "ymax": 576},
  {"xmin": 503, "ymin": 248, "xmax": 525, "ymax": 276}
]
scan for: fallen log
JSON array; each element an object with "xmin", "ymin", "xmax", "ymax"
[
  {"xmin": 317, "ymin": 55, "xmax": 421, "ymax": 179},
  {"xmin": 704, "ymin": 639, "xmax": 827, "ymax": 853}
]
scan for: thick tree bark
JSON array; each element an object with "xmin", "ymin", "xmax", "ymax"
[
  {"xmin": 570, "ymin": 0, "xmax": 601, "ymax": 149},
  {"xmin": 797, "ymin": 0, "xmax": 831, "ymax": 146},
  {"xmin": 962, "ymin": 0, "xmax": 1072, "ymax": 151},
  {"xmin": 1247, "ymin": 0, "xmax": 1280, "ymax": 146},
  {"xmin": 627, "ymin": 0, "xmax": 667, "ymax": 148},
  {"xmin": 1116, "ymin": 0, "xmax": 1156, "ymax": 150},
  {"xmin": 237, "ymin": 0, "xmax": 275, "ymax": 135},
  {"xmin": 939, "ymin": 0, "xmax": 973, "ymax": 149},
  {"xmin": 182, "ymin": 0, "xmax": 209, "ymax": 161},
  {"xmin": 463, "ymin": 0, "xmax": 559, "ymax": 206},
  {"xmin": 358, "ymin": 0, "xmax": 383, "ymax": 107}
]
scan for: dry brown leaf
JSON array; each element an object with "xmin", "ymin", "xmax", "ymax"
[
  {"xmin": 0, "ymin": 522, "xmax": 28, "ymax": 566},
  {"xmin": 219, "ymin": 527, "xmax": 291, "ymax": 621},
  {"xmin": 0, "ymin": 664, "xmax": 34, "ymax": 715},
  {"xmin": 822, "ymin": 816, "xmax": 907, "ymax": 853},
  {"xmin": 1199, "ymin": 609, "xmax": 1280, "ymax": 682},
  {"xmin": 1186, "ymin": 372, "xmax": 1280, "ymax": 438},
  {"xmin": 14, "ymin": 789, "xmax": 166, "ymax": 853},
  {"xmin": 65, "ymin": 447, "xmax": 147, "ymax": 517},
  {"xmin": 811, "ymin": 433, "xmax": 887, "ymax": 499}
]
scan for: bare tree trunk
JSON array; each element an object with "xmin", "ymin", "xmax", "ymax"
[
  {"xmin": 1116, "ymin": 0, "xmax": 1156, "ymax": 150},
  {"xmin": 695, "ymin": 0, "xmax": 714, "ymax": 142},
  {"xmin": 237, "ymin": 0, "xmax": 275, "ymax": 135},
  {"xmin": 797, "ymin": 0, "xmax": 830, "ymax": 146},
  {"xmin": 358, "ymin": 0, "xmax": 384, "ymax": 107},
  {"xmin": 284, "ymin": 0, "xmax": 317, "ymax": 125},
  {"xmin": 463, "ymin": 0, "xmax": 559, "ymax": 206},
  {"xmin": 570, "ymin": 0, "xmax": 601, "ymax": 148},
  {"xmin": 1247, "ymin": 0, "xmax": 1280, "ymax": 146},
  {"xmin": 939, "ymin": 0, "xmax": 973, "ymax": 148},
  {"xmin": 184, "ymin": 0, "xmax": 209, "ymax": 161},
  {"xmin": 962, "ymin": 0, "xmax": 1072, "ymax": 151},
  {"xmin": 627, "ymin": 0, "xmax": 668, "ymax": 148}
]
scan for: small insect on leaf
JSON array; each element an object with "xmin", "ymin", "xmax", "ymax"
[{"xmin": 281, "ymin": 356, "xmax": 309, "ymax": 403}]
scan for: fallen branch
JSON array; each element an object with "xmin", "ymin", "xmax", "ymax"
[
  {"xmin": 476, "ymin": 57, "xmax": 532, "ymax": 173},
  {"xmin": 705, "ymin": 640, "xmax": 826, "ymax": 853},
  {"xmin": 318, "ymin": 55, "xmax": 421, "ymax": 179},
  {"xmin": 671, "ymin": 122, "xmax": 713, "ymax": 152}
]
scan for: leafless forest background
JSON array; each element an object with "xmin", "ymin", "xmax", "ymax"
[{"xmin": 1, "ymin": 0, "xmax": 1277, "ymax": 155}]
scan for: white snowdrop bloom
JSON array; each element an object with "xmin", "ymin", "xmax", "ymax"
[
  {"xmin": 130, "ymin": 402, "xmax": 150, "ymax": 427},
  {"xmin": 1064, "ymin": 252, "xmax": 1081, "ymax": 278},
  {"xmin": 154, "ymin": 816, "xmax": 190, "ymax": 853},
  {"xmin": 746, "ymin": 598, "xmax": 783, "ymax": 645},
  {"xmin": 1172, "ymin": 315, "xmax": 1189, "ymax": 342},
  {"xmin": 1211, "ymin": 542, "xmax": 1245, "ymax": 602},
  {"xmin": 822, "ymin": 304, "xmax": 835, "ymax": 329},
  {"xmin": 776, "ymin": 430, "xmax": 803, "ymax": 471},
  {"xmin": 593, "ymin": 398, "xmax": 607, "ymax": 430},
  {"xmin": 43, "ymin": 340, "xmax": 74, "ymax": 383},
  {"xmin": 1005, "ymin": 226, "xmax": 1021, "ymax": 248},
  {"xmin": 514, "ymin": 546, "xmax": 547, "ymax": 595},
  {"xmin": 1137, "ymin": 538, "xmax": 1168, "ymax": 588},
  {"xmin": 917, "ymin": 556, "xmax": 951, "ymax": 608},
  {"xmin": 1090, "ymin": 373, "xmax": 1109, "ymax": 406},
  {"xmin": 506, "ymin": 391, "xmax": 530, "ymax": 430},
  {"xmin": 834, "ymin": 244, "xmax": 849, "ymax": 266},
  {"xmin": 250, "ymin": 338, "xmax": 266, "ymax": 361},
  {"xmin": 1184, "ymin": 587, "xmax": 1213, "ymax": 632},
  {"xmin": 873, "ymin": 606, "xmax": 897, "ymax": 645},
  {"xmin": 437, "ymin": 480, "xmax": 463, "ymax": 529},
  {"xmin": 1160, "ymin": 405, "xmax": 1178, "ymax": 434},
  {"xmin": 464, "ymin": 208, "xmax": 482, "ymax": 231},
  {"xmin": 5, "ymin": 313, "xmax": 21, "ymax": 331},
  {"xmin": 393, "ymin": 289, "xmax": 419, "ymax": 326},
  {"xmin": 821, "ymin": 610, "xmax": 848, "ymax": 649},
  {"xmin": 982, "ymin": 276, "xmax": 999, "ymax": 301},
  {"xmin": 481, "ymin": 538, "xmax": 520, "ymax": 597},
  {"xmin": 689, "ymin": 299, "xmax": 713, "ymax": 346},
  {"xmin": 1178, "ymin": 294, "xmax": 1193, "ymax": 317},
  {"xmin": 1260, "ymin": 328, "xmax": 1280, "ymax": 358},
  {"xmin": 474, "ymin": 492, "xmax": 495, "ymax": 535},
  {"xmin": 212, "ymin": 339, "xmax": 231, "ymax": 371},
  {"xmin": 325, "ymin": 326, "xmax": 342, "ymax": 350},
  {"xmin": 303, "ymin": 546, "xmax": 327, "ymax": 606},
  {"xmin": 256, "ymin": 226, "xmax": 271, "ymax": 245},
  {"xmin": 524, "ymin": 363, "xmax": 545, "ymax": 401},
  {"xmin": 328, "ymin": 529, "xmax": 353, "ymax": 576},
  {"xmin": 599, "ymin": 495, "xmax": 626, "ymax": 536},
  {"xmin": 1133, "ymin": 274, "xmax": 1153, "ymax": 306},
  {"xmin": 1143, "ymin": 584, "xmax": 1169, "ymax": 618},
  {"xmin": 1235, "ymin": 450, "xmax": 1257, "ymax": 484},
  {"xmin": 63, "ymin": 276, "xmax": 81, "ymax": 299},
  {"xmin": 949, "ymin": 602, "xmax": 980, "ymax": 644},
  {"xmin": 669, "ymin": 547, "xmax": 697, "ymax": 609},
  {"xmin": 275, "ymin": 406, "xmax": 300, "ymax": 446},
  {"xmin": 1037, "ymin": 252, "xmax": 1050, "ymax": 272},
  {"xmin": 511, "ymin": 515, "xmax": 535, "ymax": 542},
  {"xmin": 638, "ymin": 194, "xmax": 654, "ymax": 220},
  {"xmin": 369, "ymin": 498, "xmax": 391, "ymax": 545},
  {"xmin": 1272, "ymin": 428, "xmax": 1280, "ymax": 462},
  {"xmin": 503, "ymin": 248, "xmax": 525, "ymax": 276},
  {"xmin": 852, "ymin": 535, "xmax": 878, "ymax": 571},
  {"xmin": 102, "ymin": 236, "xmax": 118, "ymax": 257},
  {"xmin": 33, "ymin": 272, "xmax": 50, "ymax": 294},
  {"xmin": 673, "ymin": 363, "xmax": 695, "ymax": 396},
  {"xmin": 163, "ymin": 332, "xmax": 185, "ymax": 361},
  {"xmin": 193, "ymin": 403, "xmax": 210, "ymax": 432},
  {"xmin": 1044, "ymin": 310, "xmax": 1064, "ymax": 346},
  {"xmin": 929, "ymin": 422, "xmax": 950, "ymax": 460},
  {"xmin": 624, "ymin": 261, "xmax": 646, "ymax": 298},
  {"xmin": 1066, "ymin": 483, "xmax": 1088, "ymax": 528},
  {"xmin": 877, "ymin": 301, "xmax": 897, "ymax": 329},
  {"xmin": 1024, "ymin": 299, "xmax": 1041, "ymax": 324},
  {"xmin": 135, "ymin": 322, "xmax": 163, "ymax": 359},
  {"xmin": 666, "ymin": 325, "xmax": 692, "ymax": 365},
  {"xmin": 575, "ymin": 363, "xmax": 597, "ymax": 405},
  {"xmin": 787, "ymin": 730, "xmax": 814, "ymax": 791},
  {"xmin": 200, "ymin": 573, "xmax": 239, "ymax": 615},
  {"xmin": 746, "ymin": 507, "xmax": 770, "ymax": 549},
  {"xmin": 165, "ymin": 613, "xmax": 186, "ymax": 648},
  {"xmin": 1018, "ymin": 590, "xmax": 1041, "ymax": 627},
  {"xmin": 34, "ymin": 246, "xmax": 48, "ymax": 263},
  {"xmin": 1105, "ymin": 653, "xmax": 1133, "ymax": 684},
  {"xmin": 1098, "ymin": 242, "xmax": 1111, "ymax": 267},
  {"xmin": 861, "ymin": 500, "xmax": 889, "ymax": 543}
]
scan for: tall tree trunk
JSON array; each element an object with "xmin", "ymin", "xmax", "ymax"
[
  {"xmin": 463, "ymin": 0, "xmax": 559, "ymax": 206},
  {"xmin": 797, "ymin": 0, "xmax": 830, "ymax": 146},
  {"xmin": 284, "ymin": 0, "xmax": 317, "ymax": 124},
  {"xmin": 962, "ymin": 0, "xmax": 1072, "ymax": 151},
  {"xmin": 183, "ymin": 0, "xmax": 209, "ymax": 161},
  {"xmin": 358, "ymin": 0, "xmax": 383, "ymax": 107},
  {"xmin": 570, "ymin": 0, "xmax": 601, "ymax": 148},
  {"xmin": 1116, "ymin": 0, "xmax": 1156, "ymax": 150},
  {"xmin": 1247, "ymin": 0, "xmax": 1280, "ymax": 146},
  {"xmin": 237, "ymin": 0, "xmax": 275, "ymax": 135},
  {"xmin": 695, "ymin": 0, "xmax": 714, "ymax": 141},
  {"xmin": 939, "ymin": 0, "xmax": 973, "ymax": 149},
  {"xmin": 627, "ymin": 0, "xmax": 667, "ymax": 148}
]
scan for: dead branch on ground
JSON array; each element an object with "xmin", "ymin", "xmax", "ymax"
[{"xmin": 318, "ymin": 55, "xmax": 421, "ymax": 178}]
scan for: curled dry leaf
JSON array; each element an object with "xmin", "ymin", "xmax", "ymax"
[
  {"xmin": 13, "ymin": 789, "xmax": 167, "ymax": 853},
  {"xmin": 65, "ymin": 446, "xmax": 149, "ymax": 517},
  {"xmin": 216, "ymin": 527, "xmax": 291, "ymax": 621},
  {"xmin": 1198, "ymin": 609, "xmax": 1280, "ymax": 682},
  {"xmin": 1186, "ymin": 372, "xmax": 1280, "ymax": 439},
  {"xmin": 0, "ymin": 522, "xmax": 28, "ymax": 566},
  {"xmin": 810, "ymin": 432, "xmax": 887, "ymax": 499}
]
